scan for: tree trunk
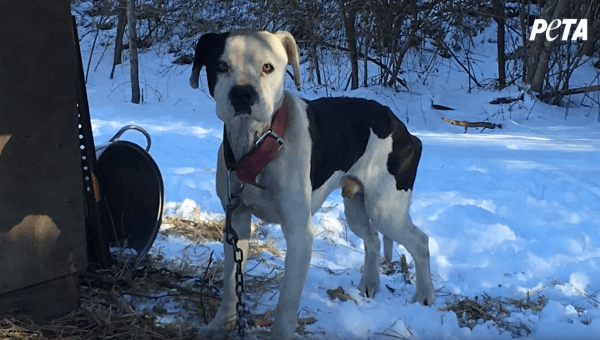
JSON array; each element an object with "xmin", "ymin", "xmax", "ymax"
[
  {"xmin": 526, "ymin": 0, "xmax": 555, "ymax": 85},
  {"xmin": 385, "ymin": 6, "xmax": 417, "ymax": 89},
  {"xmin": 338, "ymin": 1, "xmax": 359, "ymax": 90},
  {"xmin": 363, "ymin": 36, "xmax": 368, "ymax": 87},
  {"xmin": 387, "ymin": 19, "xmax": 417, "ymax": 89},
  {"xmin": 127, "ymin": 0, "xmax": 140, "ymax": 104},
  {"xmin": 110, "ymin": 0, "xmax": 127, "ymax": 79},
  {"xmin": 346, "ymin": 12, "xmax": 359, "ymax": 90},
  {"xmin": 311, "ymin": 42, "xmax": 321, "ymax": 85},
  {"xmin": 528, "ymin": 0, "xmax": 570, "ymax": 92},
  {"xmin": 386, "ymin": 34, "xmax": 413, "ymax": 88},
  {"xmin": 582, "ymin": 1, "xmax": 598, "ymax": 57},
  {"xmin": 493, "ymin": 0, "xmax": 506, "ymax": 89},
  {"xmin": 519, "ymin": 0, "xmax": 528, "ymax": 83}
]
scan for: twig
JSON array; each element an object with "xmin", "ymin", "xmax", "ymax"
[
  {"xmin": 124, "ymin": 292, "xmax": 182, "ymax": 299},
  {"xmin": 440, "ymin": 41, "xmax": 481, "ymax": 88},
  {"xmin": 86, "ymin": 23, "xmax": 100, "ymax": 83},
  {"xmin": 200, "ymin": 250, "xmax": 214, "ymax": 324},
  {"xmin": 375, "ymin": 318, "xmax": 413, "ymax": 339}
]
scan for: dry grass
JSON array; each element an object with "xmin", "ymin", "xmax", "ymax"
[
  {"xmin": 162, "ymin": 209, "xmax": 224, "ymax": 243},
  {"xmin": 439, "ymin": 292, "xmax": 548, "ymax": 337},
  {"xmin": 0, "ymin": 209, "xmax": 284, "ymax": 340},
  {"xmin": 0, "ymin": 252, "xmax": 215, "ymax": 339},
  {"xmin": 162, "ymin": 207, "xmax": 282, "ymax": 258},
  {"xmin": 0, "ymin": 319, "xmax": 45, "ymax": 340}
]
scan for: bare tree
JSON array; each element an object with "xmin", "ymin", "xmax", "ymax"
[
  {"xmin": 493, "ymin": 0, "xmax": 506, "ymax": 89},
  {"xmin": 385, "ymin": 5, "xmax": 419, "ymax": 89},
  {"xmin": 519, "ymin": 0, "xmax": 529, "ymax": 83},
  {"xmin": 337, "ymin": 0, "xmax": 359, "ymax": 90},
  {"xmin": 127, "ymin": 0, "xmax": 140, "ymax": 104},
  {"xmin": 111, "ymin": 0, "xmax": 127, "ymax": 79},
  {"xmin": 527, "ymin": 0, "xmax": 570, "ymax": 92},
  {"xmin": 582, "ymin": 1, "xmax": 599, "ymax": 57}
]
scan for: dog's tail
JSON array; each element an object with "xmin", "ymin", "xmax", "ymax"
[{"xmin": 339, "ymin": 175, "xmax": 363, "ymax": 199}]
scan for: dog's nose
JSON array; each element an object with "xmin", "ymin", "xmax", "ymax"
[{"xmin": 229, "ymin": 85, "xmax": 257, "ymax": 114}]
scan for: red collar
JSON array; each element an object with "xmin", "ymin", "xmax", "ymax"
[{"xmin": 222, "ymin": 103, "xmax": 288, "ymax": 189}]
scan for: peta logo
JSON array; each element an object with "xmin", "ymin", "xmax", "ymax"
[{"xmin": 529, "ymin": 19, "xmax": 588, "ymax": 41}]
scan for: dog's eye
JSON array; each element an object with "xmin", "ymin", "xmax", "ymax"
[
  {"xmin": 217, "ymin": 62, "xmax": 229, "ymax": 73},
  {"xmin": 262, "ymin": 63, "xmax": 274, "ymax": 74}
]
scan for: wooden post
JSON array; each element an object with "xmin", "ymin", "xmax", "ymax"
[{"xmin": 0, "ymin": 0, "xmax": 87, "ymax": 319}]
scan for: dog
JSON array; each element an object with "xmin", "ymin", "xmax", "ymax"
[{"xmin": 189, "ymin": 29, "xmax": 435, "ymax": 339}]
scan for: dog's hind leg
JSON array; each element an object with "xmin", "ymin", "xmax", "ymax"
[
  {"xmin": 343, "ymin": 192, "xmax": 381, "ymax": 298},
  {"xmin": 397, "ymin": 216, "xmax": 435, "ymax": 305},
  {"xmin": 366, "ymin": 191, "xmax": 435, "ymax": 306},
  {"xmin": 383, "ymin": 235, "xmax": 393, "ymax": 264}
]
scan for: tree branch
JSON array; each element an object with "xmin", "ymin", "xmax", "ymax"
[{"xmin": 299, "ymin": 39, "xmax": 408, "ymax": 89}]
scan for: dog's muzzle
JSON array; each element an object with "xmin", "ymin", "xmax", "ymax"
[{"xmin": 229, "ymin": 85, "xmax": 258, "ymax": 115}]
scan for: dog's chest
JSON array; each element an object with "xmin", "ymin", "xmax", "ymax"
[
  {"xmin": 240, "ymin": 169, "xmax": 345, "ymax": 223},
  {"xmin": 240, "ymin": 185, "xmax": 281, "ymax": 223}
]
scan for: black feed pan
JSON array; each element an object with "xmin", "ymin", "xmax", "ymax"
[{"xmin": 96, "ymin": 125, "xmax": 164, "ymax": 264}]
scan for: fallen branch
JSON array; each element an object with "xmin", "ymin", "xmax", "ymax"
[
  {"xmin": 540, "ymin": 84, "xmax": 600, "ymax": 100},
  {"xmin": 490, "ymin": 93, "xmax": 524, "ymax": 104},
  {"xmin": 441, "ymin": 116, "xmax": 502, "ymax": 133},
  {"xmin": 431, "ymin": 99, "xmax": 455, "ymax": 111}
]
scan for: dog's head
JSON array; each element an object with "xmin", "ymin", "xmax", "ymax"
[{"xmin": 189, "ymin": 30, "xmax": 301, "ymax": 123}]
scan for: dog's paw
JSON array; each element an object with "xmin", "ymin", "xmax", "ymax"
[
  {"xmin": 269, "ymin": 328, "xmax": 297, "ymax": 340},
  {"xmin": 197, "ymin": 324, "xmax": 234, "ymax": 340},
  {"xmin": 268, "ymin": 333, "xmax": 299, "ymax": 340},
  {"xmin": 269, "ymin": 317, "xmax": 299, "ymax": 340},
  {"xmin": 411, "ymin": 289, "xmax": 435, "ymax": 306},
  {"xmin": 358, "ymin": 275, "xmax": 380, "ymax": 298}
]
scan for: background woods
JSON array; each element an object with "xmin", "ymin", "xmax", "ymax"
[{"xmin": 73, "ymin": 0, "xmax": 599, "ymax": 108}]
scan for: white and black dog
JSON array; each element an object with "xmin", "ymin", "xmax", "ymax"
[{"xmin": 190, "ymin": 30, "xmax": 435, "ymax": 339}]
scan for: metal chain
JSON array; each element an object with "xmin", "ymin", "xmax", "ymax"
[{"xmin": 224, "ymin": 170, "xmax": 247, "ymax": 337}]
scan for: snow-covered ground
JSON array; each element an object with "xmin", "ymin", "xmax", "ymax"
[{"xmin": 79, "ymin": 21, "xmax": 600, "ymax": 339}]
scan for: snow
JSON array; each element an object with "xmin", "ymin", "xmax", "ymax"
[{"xmin": 77, "ymin": 21, "xmax": 600, "ymax": 339}]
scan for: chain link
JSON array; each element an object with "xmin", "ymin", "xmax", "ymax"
[{"xmin": 224, "ymin": 171, "xmax": 248, "ymax": 337}]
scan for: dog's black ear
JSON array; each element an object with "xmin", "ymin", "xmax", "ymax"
[{"xmin": 190, "ymin": 33, "xmax": 217, "ymax": 89}]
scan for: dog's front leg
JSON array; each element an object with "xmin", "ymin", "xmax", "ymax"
[
  {"xmin": 199, "ymin": 206, "xmax": 251, "ymax": 339},
  {"xmin": 271, "ymin": 198, "xmax": 313, "ymax": 340}
]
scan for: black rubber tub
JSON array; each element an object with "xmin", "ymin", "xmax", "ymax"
[{"xmin": 96, "ymin": 125, "xmax": 164, "ymax": 264}]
